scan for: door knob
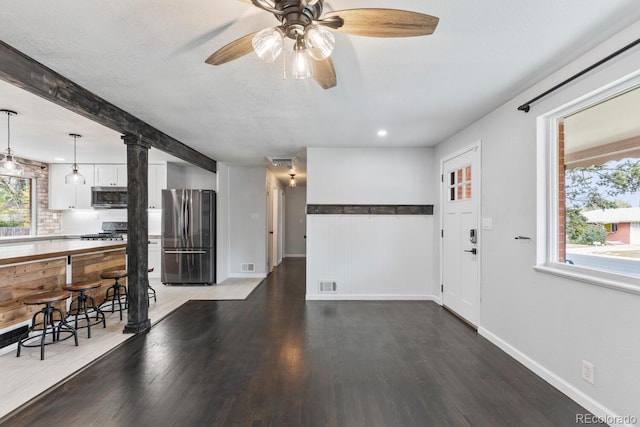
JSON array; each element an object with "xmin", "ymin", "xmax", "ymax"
[{"xmin": 464, "ymin": 248, "xmax": 477, "ymax": 254}]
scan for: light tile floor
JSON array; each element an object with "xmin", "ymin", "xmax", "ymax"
[{"xmin": 0, "ymin": 277, "xmax": 263, "ymax": 419}]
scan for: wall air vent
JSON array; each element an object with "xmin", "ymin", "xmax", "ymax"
[
  {"xmin": 267, "ymin": 156, "xmax": 296, "ymax": 168},
  {"xmin": 319, "ymin": 281, "xmax": 337, "ymax": 293},
  {"xmin": 0, "ymin": 325, "xmax": 28, "ymax": 349},
  {"xmin": 241, "ymin": 263, "xmax": 255, "ymax": 273}
]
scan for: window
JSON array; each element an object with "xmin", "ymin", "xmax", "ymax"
[
  {"xmin": 0, "ymin": 174, "xmax": 33, "ymax": 237},
  {"xmin": 449, "ymin": 165, "xmax": 472, "ymax": 201},
  {"xmin": 537, "ymin": 71, "xmax": 640, "ymax": 291}
]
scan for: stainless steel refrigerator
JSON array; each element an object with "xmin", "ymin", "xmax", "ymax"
[{"xmin": 161, "ymin": 189, "xmax": 216, "ymax": 285}]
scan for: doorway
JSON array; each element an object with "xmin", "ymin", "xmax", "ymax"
[{"xmin": 441, "ymin": 143, "xmax": 481, "ymax": 327}]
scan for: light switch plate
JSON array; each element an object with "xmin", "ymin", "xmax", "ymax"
[{"xmin": 482, "ymin": 218, "xmax": 493, "ymax": 230}]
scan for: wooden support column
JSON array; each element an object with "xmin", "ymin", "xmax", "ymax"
[{"xmin": 122, "ymin": 133, "xmax": 151, "ymax": 334}]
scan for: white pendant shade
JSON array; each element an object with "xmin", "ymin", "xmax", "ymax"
[{"xmin": 252, "ymin": 27, "xmax": 284, "ymax": 63}]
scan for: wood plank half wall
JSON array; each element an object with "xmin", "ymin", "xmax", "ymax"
[{"xmin": 306, "ymin": 205, "xmax": 434, "ymax": 215}]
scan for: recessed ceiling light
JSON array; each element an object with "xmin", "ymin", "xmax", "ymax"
[
  {"xmin": 54, "ymin": 157, "xmax": 65, "ymax": 161},
  {"xmin": 377, "ymin": 129, "xmax": 388, "ymax": 137}
]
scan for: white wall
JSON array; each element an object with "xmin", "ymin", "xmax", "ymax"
[
  {"xmin": 216, "ymin": 163, "xmax": 230, "ymax": 283},
  {"xmin": 306, "ymin": 147, "xmax": 437, "ymax": 300},
  {"xmin": 285, "ymin": 185, "xmax": 306, "ymax": 257},
  {"xmin": 308, "ymin": 147, "xmax": 434, "ymax": 204},
  {"xmin": 228, "ymin": 166, "xmax": 267, "ymax": 278},
  {"xmin": 167, "ymin": 162, "xmax": 216, "ymax": 189},
  {"xmin": 434, "ymin": 21, "xmax": 640, "ymax": 424}
]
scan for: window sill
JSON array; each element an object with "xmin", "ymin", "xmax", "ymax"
[{"xmin": 534, "ymin": 264, "xmax": 640, "ymax": 296}]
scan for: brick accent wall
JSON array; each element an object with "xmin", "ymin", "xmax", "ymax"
[
  {"xmin": 15, "ymin": 157, "xmax": 62, "ymax": 235},
  {"xmin": 558, "ymin": 122, "xmax": 566, "ymax": 262}
]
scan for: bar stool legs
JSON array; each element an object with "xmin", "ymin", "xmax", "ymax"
[
  {"xmin": 64, "ymin": 282, "xmax": 106, "ymax": 338},
  {"xmin": 147, "ymin": 267, "xmax": 157, "ymax": 306},
  {"xmin": 99, "ymin": 270, "xmax": 128, "ymax": 321},
  {"xmin": 17, "ymin": 291, "xmax": 78, "ymax": 360}
]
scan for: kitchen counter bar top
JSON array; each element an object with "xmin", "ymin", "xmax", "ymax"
[{"xmin": 0, "ymin": 240, "xmax": 127, "ymax": 266}]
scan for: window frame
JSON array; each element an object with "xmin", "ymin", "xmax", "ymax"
[{"xmin": 535, "ymin": 69, "xmax": 640, "ymax": 296}]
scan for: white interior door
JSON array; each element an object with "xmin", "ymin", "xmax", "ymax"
[{"xmin": 442, "ymin": 145, "xmax": 480, "ymax": 327}]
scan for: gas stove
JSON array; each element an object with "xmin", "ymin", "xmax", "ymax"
[{"xmin": 80, "ymin": 221, "xmax": 127, "ymax": 241}]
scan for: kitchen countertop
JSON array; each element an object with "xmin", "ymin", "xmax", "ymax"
[
  {"xmin": 0, "ymin": 235, "xmax": 81, "ymax": 244},
  {"xmin": 0, "ymin": 240, "xmax": 127, "ymax": 266}
]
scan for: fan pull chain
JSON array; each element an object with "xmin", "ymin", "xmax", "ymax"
[{"xmin": 282, "ymin": 41, "xmax": 287, "ymax": 80}]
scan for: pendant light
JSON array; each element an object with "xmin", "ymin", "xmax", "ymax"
[
  {"xmin": 65, "ymin": 133, "xmax": 85, "ymax": 184},
  {"xmin": 0, "ymin": 109, "xmax": 24, "ymax": 176},
  {"xmin": 289, "ymin": 173, "xmax": 297, "ymax": 188}
]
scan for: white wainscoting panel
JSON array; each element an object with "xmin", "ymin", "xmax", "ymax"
[{"xmin": 306, "ymin": 215, "xmax": 434, "ymax": 299}]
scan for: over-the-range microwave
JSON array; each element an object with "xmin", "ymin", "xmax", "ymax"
[{"xmin": 91, "ymin": 186, "xmax": 127, "ymax": 208}]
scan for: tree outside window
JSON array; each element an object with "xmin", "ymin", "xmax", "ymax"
[{"xmin": 0, "ymin": 174, "xmax": 32, "ymax": 237}]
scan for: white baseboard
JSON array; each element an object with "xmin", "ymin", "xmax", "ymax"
[
  {"xmin": 479, "ymin": 327, "xmax": 630, "ymax": 426},
  {"xmin": 305, "ymin": 294, "xmax": 438, "ymax": 301},
  {"xmin": 228, "ymin": 273, "xmax": 267, "ymax": 279},
  {"xmin": 285, "ymin": 254, "xmax": 306, "ymax": 258}
]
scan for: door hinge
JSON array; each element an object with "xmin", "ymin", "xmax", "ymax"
[
  {"xmin": 441, "ymin": 174, "xmax": 444, "ymax": 183},
  {"xmin": 441, "ymin": 229, "xmax": 444, "ymax": 238},
  {"xmin": 441, "ymin": 284, "xmax": 444, "ymax": 292}
]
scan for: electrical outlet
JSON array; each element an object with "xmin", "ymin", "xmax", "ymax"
[{"xmin": 582, "ymin": 360, "xmax": 595, "ymax": 384}]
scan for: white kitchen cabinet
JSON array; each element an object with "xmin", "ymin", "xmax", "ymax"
[
  {"xmin": 148, "ymin": 238, "xmax": 161, "ymax": 279},
  {"xmin": 48, "ymin": 164, "xmax": 95, "ymax": 210},
  {"xmin": 148, "ymin": 164, "xmax": 167, "ymax": 209},
  {"xmin": 94, "ymin": 164, "xmax": 127, "ymax": 187}
]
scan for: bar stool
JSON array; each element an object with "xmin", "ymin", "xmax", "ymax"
[
  {"xmin": 17, "ymin": 290, "xmax": 78, "ymax": 360},
  {"xmin": 99, "ymin": 269, "xmax": 128, "ymax": 320},
  {"xmin": 63, "ymin": 281, "xmax": 106, "ymax": 338},
  {"xmin": 147, "ymin": 267, "xmax": 157, "ymax": 304}
]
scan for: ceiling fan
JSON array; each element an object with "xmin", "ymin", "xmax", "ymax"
[{"xmin": 205, "ymin": 0, "xmax": 439, "ymax": 89}]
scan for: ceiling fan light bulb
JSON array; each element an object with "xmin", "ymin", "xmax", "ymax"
[
  {"xmin": 291, "ymin": 47, "xmax": 312, "ymax": 80},
  {"xmin": 252, "ymin": 27, "xmax": 284, "ymax": 63},
  {"xmin": 304, "ymin": 25, "xmax": 335, "ymax": 60}
]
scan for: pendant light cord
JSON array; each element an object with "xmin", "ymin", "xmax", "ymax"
[
  {"xmin": 73, "ymin": 135, "xmax": 77, "ymax": 165},
  {"xmin": 5, "ymin": 111, "xmax": 10, "ymax": 152}
]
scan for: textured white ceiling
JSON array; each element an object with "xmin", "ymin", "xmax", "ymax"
[{"xmin": 1, "ymin": 0, "xmax": 639, "ymax": 184}]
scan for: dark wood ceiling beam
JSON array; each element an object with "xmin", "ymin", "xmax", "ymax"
[{"xmin": 0, "ymin": 40, "xmax": 216, "ymax": 172}]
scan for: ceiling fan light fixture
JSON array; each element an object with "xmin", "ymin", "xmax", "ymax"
[
  {"xmin": 291, "ymin": 39, "xmax": 312, "ymax": 80},
  {"xmin": 252, "ymin": 27, "xmax": 285, "ymax": 63},
  {"xmin": 304, "ymin": 25, "xmax": 335, "ymax": 60}
]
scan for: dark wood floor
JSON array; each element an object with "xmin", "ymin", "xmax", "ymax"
[{"xmin": 2, "ymin": 258, "xmax": 601, "ymax": 426}]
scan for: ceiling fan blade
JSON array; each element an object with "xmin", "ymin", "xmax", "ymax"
[
  {"xmin": 205, "ymin": 31, "xmax": 258, "ymax": 66},
  {"xmin": 311, "ymin": 57, "xmax": 337, "ymax": 90},
  {"xmin": 321, "ymin": 9, "xmax": 439, "ymax": 37}
]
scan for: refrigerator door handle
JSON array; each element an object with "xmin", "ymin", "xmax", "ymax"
[
  {"xmin": 164, "ymin": 250, "xmax": 207, "ymax": 254},
  {"xmin": 185, "ymin": 198, "xmax": 191, "ymax": 245}
]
